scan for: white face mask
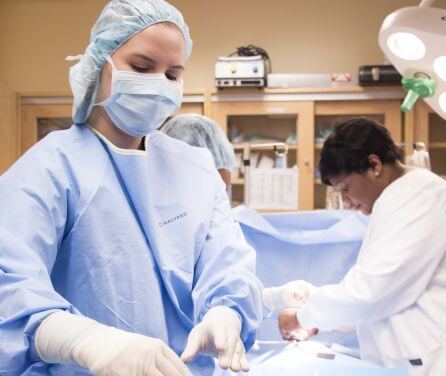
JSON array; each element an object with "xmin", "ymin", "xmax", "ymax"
[{"xmin": 97, "ymin": 55, "xmax": 183, "ymax": 137}]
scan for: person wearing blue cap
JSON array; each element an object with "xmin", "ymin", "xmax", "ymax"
[
  {"xmin": 0, "ymin": 1, "xmax": 262, "ymax": 375},
  {"xmin": 162, "ymin": 114, "xmax": 235, "ymax": 192}
]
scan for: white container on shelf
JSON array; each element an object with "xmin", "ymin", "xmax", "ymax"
[
  {"xmin": 267, "ymin": 73, "xmax": 358, "ymax": 88},
  {"xmin": 247, "ymin": 167, "xmax": 299, "ymax": 210}
]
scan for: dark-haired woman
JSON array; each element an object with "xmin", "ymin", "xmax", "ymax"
[{"xmin": 263, "ymin": 117, "xmax": 446, "ymax": 375}]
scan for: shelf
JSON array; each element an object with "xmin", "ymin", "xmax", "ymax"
[
  {"xmin": 231, "ymin": 178, "xmax": 245, "ymax": 185},
  {"xmin": 211, "ymin": 86, "xmax": 403, "ymax": 95},
  {"xmin": 233, "ymin": 143, "xmax": 297, "ymax": 151},
  {"xmin": 429, "ymin": 142, "xmax": 446, "ymax": 149},
  {"xmin": 20, "ymin": 90, "xmax": 207, "ymax": 105},
  {"xmin": 211, "ymin": 86, "xmax": 404, "ymax": 103}
]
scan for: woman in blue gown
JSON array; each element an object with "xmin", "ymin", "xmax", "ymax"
[{"xmin": 0, "ymin": 1, "xmax": 262, "ymax": 375}]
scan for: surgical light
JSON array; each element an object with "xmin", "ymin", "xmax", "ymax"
[
  {"xmin": 379, "ymin": 0, "xmax": 446, "ymax": 118},
  {"xmin": 387, "ymin": 32, "xmax": 426, "ymax": 61},
  {"xmin": 433, "ymin": 56, "xmax": 446, "ymax": 81}
]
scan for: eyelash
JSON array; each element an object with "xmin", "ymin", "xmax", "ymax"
[
  {"xmin": 132, "ymin": 65, "xmax": 151, "ymax": 73},
  {"xmin": 131, "ymin": 66, "xmax": 177, "ymax": 81},
  {"xmin": 165, "ymin": 73, "xmax": 177, "ymax": 81}
]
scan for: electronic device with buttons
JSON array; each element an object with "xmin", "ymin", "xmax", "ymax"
[{"xmin": 215, "ymin": 55, "xmax": 266, "ymax": 88}]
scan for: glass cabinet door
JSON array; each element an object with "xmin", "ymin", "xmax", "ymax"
[
  {"xmin": 227, "ymin": 114, "xmax": 298, "ymax": 208},
  {"xmin": 37, "ymin": 117, "xmax": 73, "ymax": 140},
  {"xmin": 211, "ymin": 101, "xmax": 314, "ymax": 211},
  {"xmin": 21, "ymin": 103, "xmax": 73, "ymax": 153},
  {"xmin": 314, "ymin": 101, "xmax": 402, "ymax": 209}
]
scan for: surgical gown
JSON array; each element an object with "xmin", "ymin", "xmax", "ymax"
[
  {"xmin": 0, "ymin": 124, "xmax": 262, "ymax": 375},
  {"xmin": 298, "ymin": 168, "xmax": 446, "ymax": 375}
]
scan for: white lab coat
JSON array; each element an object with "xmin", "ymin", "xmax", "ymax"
[{"xmin": 298, "ymin": 168, "xmax": 446, "ymax": 375}]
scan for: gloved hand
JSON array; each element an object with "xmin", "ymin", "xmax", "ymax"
[
  {"xmin": 262, "ymin": 280, "xmax": 315, "ymax": 311},
  {"xmin": 35, "ymin": 311, "xmax": 191, "ymax": 376},
  {"xmin": 278, "ymin": 308, "xmax": 318, "ymax": 341},
  {"xmin": 181, "ymin": 306, "xmax": 249, "ymax": 372}
]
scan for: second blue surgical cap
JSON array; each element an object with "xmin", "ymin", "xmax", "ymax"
[
  {"xmin": 162, "ymin": 114, "xmax": 236, "ymax": 171},
  {"xmin": 69, "ymin": 0, "xmax": 192, "ymax": 124}
]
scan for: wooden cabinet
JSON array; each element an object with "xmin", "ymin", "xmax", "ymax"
[
  {"xmin": 211, "ymin": 88, "xmax": 403, "ymax": 211},
  {"xmin": 15, "ymin": 87, "xmax": 407, "ymax": 212}
]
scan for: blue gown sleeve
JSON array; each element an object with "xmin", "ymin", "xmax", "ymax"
[
  {"xmin": 0, "ymin": 148, "xmax": 77, "ymax": 374},
  {"xmin": 191, "ymin": 178, "xmax": 263, "ymax": 351}
]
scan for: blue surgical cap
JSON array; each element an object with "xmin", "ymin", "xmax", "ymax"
[
  {"xmin": 162, "ymin": 114, "xmax": 236, "ymax": 171},
  {"xmin": 69, "ymin": 0, "xmax": 192, "ymax": 124}
]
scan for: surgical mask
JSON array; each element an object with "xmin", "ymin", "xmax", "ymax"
[{"xmin": 97, "ymin": 56, "xmax": 183, "ymax": 137}]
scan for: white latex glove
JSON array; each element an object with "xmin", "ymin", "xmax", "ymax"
[
  {"xmin": 262, "ymin": 280, "xmax": 315, "ymax": 311},
  {"xmin": 181, "ymin": 306, "xmax": 249, "ymax": 372},
  {"xmin": 35, "ymin": 311, "xmax": 191, "ymax": 376}
]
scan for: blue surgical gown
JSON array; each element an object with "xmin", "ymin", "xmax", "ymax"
[{"xmin": 0, "ymin": 124, "xmax": 262, "ymax": 375}]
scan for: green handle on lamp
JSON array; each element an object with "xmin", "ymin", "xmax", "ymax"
[{"xmin": 401, "ymin": 76, "xmax": 436, "ymax": 112}]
